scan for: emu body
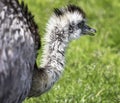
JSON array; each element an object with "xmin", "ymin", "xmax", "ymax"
[{"xmin": 0, "ymin": 0, "xmax": 40, "ymax": 103}]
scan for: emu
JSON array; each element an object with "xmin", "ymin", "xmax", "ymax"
[{"xmin": 0, "ymin": 0, "xmax": 96, "ymax": 103}]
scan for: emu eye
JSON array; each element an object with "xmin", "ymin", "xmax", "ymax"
[{"xmin": 78, "ymin": 21, "xmax": 85, "ymax": 28}]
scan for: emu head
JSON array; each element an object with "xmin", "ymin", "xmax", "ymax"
[{"xmin": 52, "ymin": 5, "xmax": 96, "ymax": 41}]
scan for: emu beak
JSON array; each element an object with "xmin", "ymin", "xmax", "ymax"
[{"xmin": 82, "ymin": 24, "xmax": 96, "ymax": 36}]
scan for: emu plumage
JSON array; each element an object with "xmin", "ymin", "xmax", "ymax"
[{"xmin": 0, "ymin": 0, "xmax": 96, "ymax": 103}]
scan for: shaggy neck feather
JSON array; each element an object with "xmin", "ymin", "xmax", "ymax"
[{"xmin": 29, "ymin": 17, "xmax": 69, "ymax": 97}]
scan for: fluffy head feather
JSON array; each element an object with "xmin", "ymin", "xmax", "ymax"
[{"xmin": 54, "ymin": 4, "xmax": 86, "ymax": 18}]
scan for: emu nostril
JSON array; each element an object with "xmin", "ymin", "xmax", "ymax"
[
  {"xmin": 88, "ymin": 28, "xmax": 96, "ymax": 36},
  {"xmin": 90, "ymin": 28, "xmax": 96, "ymax": 33}
]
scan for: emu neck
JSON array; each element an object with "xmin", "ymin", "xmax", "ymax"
[
  {"xmin": 41, "ymin": 28, "xmax": 68, "ymax": 72},
  {"xmin": 29, "ymin": 20, "xmax": 69, "ymax": 97}
]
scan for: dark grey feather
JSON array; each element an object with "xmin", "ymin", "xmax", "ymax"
[{"xmin": 0, "ymin": 0, "xmax": 40, "ymax": 103}]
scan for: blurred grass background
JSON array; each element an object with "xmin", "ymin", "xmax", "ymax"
[{"xmin": 21, "ymin": 0, "xmax": 120, "ymax": 103}]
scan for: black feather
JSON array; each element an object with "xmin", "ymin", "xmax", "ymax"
[
  {"xmin": 54, "ymin": 8, "xmax": 63, "ymax": 16},
  {"xmin": 67, "ymin": 4, "xmax": 86, "ymax": 18},
  {"xmin": 21, "ymin": 1, "xmax": 24, "ymax": 9}
]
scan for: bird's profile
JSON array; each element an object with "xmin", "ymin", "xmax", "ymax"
[{"xmin": 0, "ymin": 0, "xmax": 96, "ymax": 103}]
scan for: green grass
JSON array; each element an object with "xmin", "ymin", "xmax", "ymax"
[{"xmin": 23, "ymin": 0, "xmax": 120, "ymax": 103}]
